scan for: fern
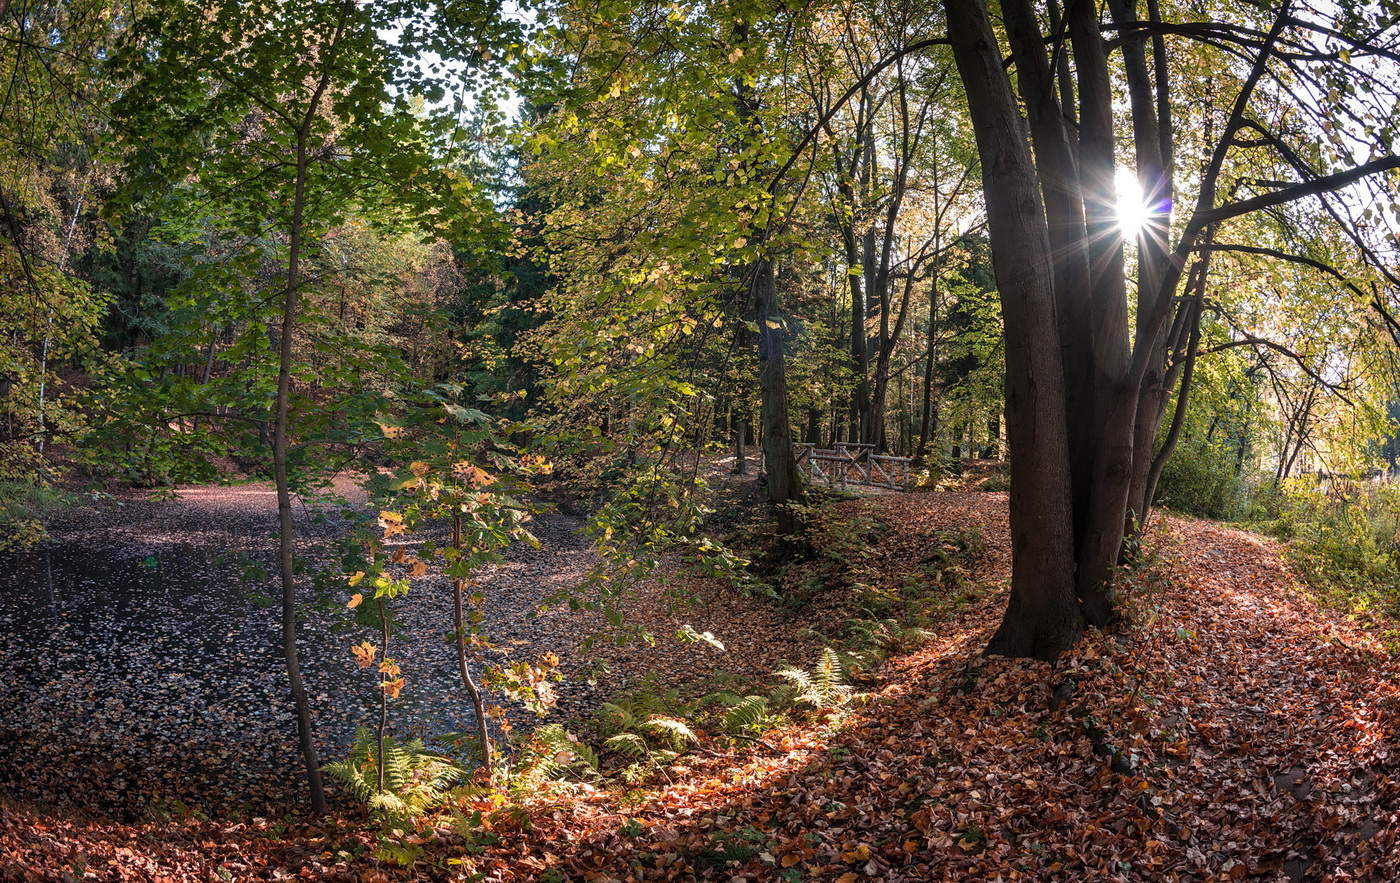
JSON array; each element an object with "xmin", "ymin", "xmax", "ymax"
[
  {"xmin": 598, "ymin": 701, "xmax": 638, "ymax": 734},
  {"xmin": 522, "ymin": 723, "xmax": 600, "ymax": 780},
  {"xmin": 778, "ymin": 647, "xmax": 853, "ymax": 710},
  {"xmin": 323, "ymin": 727, "xmax": 463, "ymax": 821},
  {"xmin": 720, "ymin": 695, "xmax": 770, "ymax": 732},
  {"xmin": 640, "ymin": 715, "xmax": 698, "ymax": 747},
  {"xmin": 604, "ymin": 732, "xmax": 648, "ymax": 759},
  {"xmin": 373, "ymin": 842, "xmax": 423, "ymax": 868}
]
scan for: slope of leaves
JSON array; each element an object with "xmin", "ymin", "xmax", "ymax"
[{"xmin": 4, "ymin": 493, "xmax": 1399, "ymax": 880}]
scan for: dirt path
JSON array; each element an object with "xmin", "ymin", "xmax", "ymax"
[{"xmin": 453, "ymin": 501, "xmax": 1400, "ymax": 881}]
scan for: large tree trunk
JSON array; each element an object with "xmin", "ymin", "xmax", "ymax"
[
  {"xmin": 732, "ymin": 19, "xmax": 800, "ymax": 515},
  {"xmin": 945, "ymin": 0, "xmax": 1395, "ymax": 657},
  {"xmin": 755, "ymin": 259, "xmax": 801, "ymax": 512},
  {"xmin": 946, "ymin": 0, "xmax": 1080, "ymax": 660}
]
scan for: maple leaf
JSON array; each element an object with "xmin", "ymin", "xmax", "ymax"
[
  {"xmin": 379, "ymin": 677, "xmax": 405, "ymax": 699},
  {"xmin": 351, "ymin": 642, "xmax": 377, "ymax": 668},
  {"xmin": 450, "ymin": 462, "xmax": 494, "ymax": 488},
  {"xmin": 347, "ymin": 593, "xmax": 364, "ymax": 609},
  {"xmin": 378, "ymin": 510, "xmax": 406, "ymax": 538},
  {"xmin": 347, "ymin": 570, "xmax": 366, "ymax": 587}
]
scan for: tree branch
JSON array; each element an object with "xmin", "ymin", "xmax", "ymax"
[{"xmin": 1198, "ymin": 156, "xmax": 1400, "ymax": 224}]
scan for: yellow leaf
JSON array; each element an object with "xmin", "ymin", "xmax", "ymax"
[
  {"xmin": 347, "ymin": 593, "xmax": 364, "ymax": 609},
  {"xmin": 347, "ymin": 571, "xmax": 365, "ymax": 587}
]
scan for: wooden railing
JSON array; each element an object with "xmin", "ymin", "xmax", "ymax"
[{"xmin": 793, "ymin": 442, "xmax": 913, "ymax": 490}]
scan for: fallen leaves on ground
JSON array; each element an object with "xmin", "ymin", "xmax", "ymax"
[{"xmin": 4, "ymin": 492, "xmax": 1399, "ymax": 880}]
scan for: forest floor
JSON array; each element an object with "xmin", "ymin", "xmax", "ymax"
[
  {"xmin": 0, "ymin": 472, "xmax": 820, "ymax": 820},
  {"xmin": 4, "ymin": 489, "xmax": 1400, "ymax": 880}
]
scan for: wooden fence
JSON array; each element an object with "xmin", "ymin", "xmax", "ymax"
[{"xmin": 793, "ymin": 442, "xmax": 914, "ymax": 490}]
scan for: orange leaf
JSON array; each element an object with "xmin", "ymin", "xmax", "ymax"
[
  {"xmin": 351, "ymin": 642, "xmax": 377, "ymax": 668},
  {"xmin": 380, "ymin": 677, "xmax": 405, "ymax": 699}
]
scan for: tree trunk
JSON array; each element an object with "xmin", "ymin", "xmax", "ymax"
[
  {"xmin": 845, "ymin": 223, "xmax": 869, "ymax": 445},
  {"xmin": 1142, "ymin": 297, "xmax": 1204, "ymax": 519},
  {"xmin": 946, "ymin": 0, "xmax": 1080, "ymax": 659},
  {"xmin": 755, "ymin": 259, "xmax": 801, "ymax": 514},
  {"xmin": 732, "ymin": 19, "xmax": 800, "ymax": 515},
  {"xmin": 273, "ymin": 135, "xmax": 326, "ymax": 815},
  {"xmin": 732, "ymin": 407, "xmax": 747, "ymax": 474},
  {"xmin": 452, "ymin": 514, "xmax": 493, "ymax": 781}
]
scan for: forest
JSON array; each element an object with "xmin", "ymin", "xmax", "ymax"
[{"xmin": 2, "ymin": 0, "xmax": 1400, "ymax": 879}]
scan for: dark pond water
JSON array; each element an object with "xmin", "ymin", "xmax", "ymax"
[{"xmin": 0, "ymin": 489, "xmax": 592, "ymax": 817}]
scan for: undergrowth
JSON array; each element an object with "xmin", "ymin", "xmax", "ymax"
[
  {"xmin": 783, "ymin": 497, "xmax": 986, "ymax": 667},
  {"xmin": 1252, "ymin": 478, "xmax": 1400, "ymax": 644}
]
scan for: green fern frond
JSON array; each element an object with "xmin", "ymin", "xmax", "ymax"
[
  {"xmin": 641, "ymin": 715, "xmax": 698, "ymax": 746},
  {"xmin": 323, "ymin": 727, "xmax": 463, "ymax": 821},
  {"xmin": 599, "ymin": 701, "xmax": 637, "ymax": 733},
  {"xmin": 777, "ymin": 648, "xmax": 853, "ymax": 710},
  {"xmin": 532, "ymin": 723, "xmax": 601, "ymax": 775},
  {"xmin": 721, "ymin": 695, "xmax": 769, "ymax": 732},
  {"xmin": 702, "ymin": 690, "xmax": 746, "ymax": 708},
  {"xmin": 373, "ymin": 843, "xmax": 423, "ymax": 868},
  {"xmin": 604, "ymin": 732, "xmax": 648, "ymax": 758}
]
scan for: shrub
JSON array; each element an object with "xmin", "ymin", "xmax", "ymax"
[
  {"xmin": 1261, "ymin": 478, "xmax": 1400, "ymax": 617},
  {"xmin": 1153, "ymin": 435, "xmax": 1250, "ymax": 520},
  {"xmin": 0, "ymin": 480, "xmax": 70, "ymax": 552}
]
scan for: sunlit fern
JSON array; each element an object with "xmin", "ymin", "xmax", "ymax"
[
  {"xmin": 323, "ymin": 727, "xmax": 463, "ymax": 821},
  {"xmin": 777, "ymin": 647, "xmax": 853, "ymax": 710},
  {"xmin": 524, "ymin": 723, "xmax": 601, "ymax": 780},
  {"xmin": 703, "ymin": 691, "xmax": 771, "ymax": 732}
]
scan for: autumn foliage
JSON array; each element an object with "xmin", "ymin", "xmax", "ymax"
[{"xmin": 5, "ymin": 493, "xmax": 1399, "ymax": 880}]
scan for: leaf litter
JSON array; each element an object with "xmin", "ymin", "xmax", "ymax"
[{"xmin": 3, "ymin": 490, "xmax": 1399, "ymax": 880}]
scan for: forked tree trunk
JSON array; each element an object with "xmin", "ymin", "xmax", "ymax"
[{"xmin": 946, "ymin": 0, "xmax": 1080, "ymax": 659}]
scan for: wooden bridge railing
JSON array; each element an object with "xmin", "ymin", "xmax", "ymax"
[{"xmin": 793, "ymin": 442, "xmax": 913, "ymax": 490}]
